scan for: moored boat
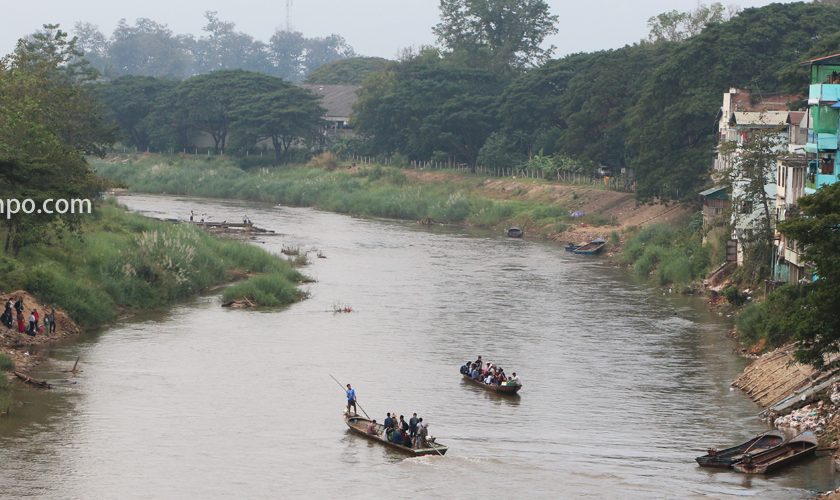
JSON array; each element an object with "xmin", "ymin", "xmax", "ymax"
[
  {"xmin": 571, "ymin": 237, "xmax": 606, "ymax": 255},
  {"xmin": 506, "ymin": 226, "xmax": 524, "ymax": 238},
  {"xmin": 732, "ymin": 431, "xmax": 818, "ymax": 474},
  {"xmin": 695, "ymin": 430, "xmax": 785, "ymax": 468},
  {"xmin": 344, "ymin": 414, "xmax": 448, "ymax": 457},
  {"xmin": 461, "ymin": 374, "xmax": 522, "ymax": 394}
]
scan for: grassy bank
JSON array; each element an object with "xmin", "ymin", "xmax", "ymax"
[
  {"xmin": 0, "ymin": 201, "xmax": 306, "ymax": 327},
  {"xmin": 619, "ymin": 215, "xmax": 720, "ymax": 288},
  {"xmin": 92, "ymin": 154, "xmax": 616, "ymax": 233}
]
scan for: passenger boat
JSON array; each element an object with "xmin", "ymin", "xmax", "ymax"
[
  {"xmin": 506, "ymin": 227, "xmax": 524, "ymax": 238},
  {"xmin": 571, "ymin": 237, "xmax": 606, "ymax": 255},
  {"xmin": 695, "ymin": 430, "xmax": 785, "ymax": 468},
  {"xmin": 344, "ymin": 414, "xmax": 448, "ymax": 457},
  {"xmin": 461, "ymin": 374, "xmax": 522, "ymax": 394},
  {"xmin": 732, "ymin": 431, "xmax": 818, "ymax": 474}
]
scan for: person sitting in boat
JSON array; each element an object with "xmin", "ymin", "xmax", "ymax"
[
  {"xmin": 391, "ymin": 428, "xmax": 405, "ymax": 445},
  {"xmin": 366, "ymin": 420, "xmax": 378, "ymax": 435},
  {"xmin": 399, "ymin": 428, "xmax": 411, "ymax": 447},
  {"xmin": 460, "ymin": 361, "xmax": 470, "ymax": 375},
  {"xmin": 474, "ymin": 355, "xmax": 483, "ymax": 372},
  {"xmin": 470, "ymin": 364, "xmax": 481, "ymax": 379},
  {"xmin": 483, "ymin": 373, "xmax": 494, "ymax": 385},
  {"xmin": 507, "ymin": 372, "xmax": 520, "ymax": 386}
]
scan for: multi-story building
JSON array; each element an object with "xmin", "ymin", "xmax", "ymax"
[{"xmin": 773, "ymin": 53, "xmax": 840, "ymax": 283}]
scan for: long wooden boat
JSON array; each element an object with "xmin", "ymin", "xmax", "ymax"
[
  {"xmin": 461, "ymin": 374, "xmax": 522, "ymax": 394},
  {"xmin": 732, "ymin": 431, "xmax": 818, "ymax": 474},
  {"xmin": 695, "ymin": 430, "xmax": 785, "ymax": 468},
  {"xmin": 572, "ymin": 238, "xmax": 607, "ymax": 255},
  {"xmin": 344, "ymin": 415, "xmax": 448, "ymax": 457}
]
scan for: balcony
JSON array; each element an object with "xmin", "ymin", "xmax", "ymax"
[{"xmin": 809, "ymin": 84, "xmax": 840, "ymax": 103}]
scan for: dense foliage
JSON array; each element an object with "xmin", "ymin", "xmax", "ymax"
[
  {"xmin": 620, "ymin": 217, "xmax": 711, "ymax": 287},
  {"xmin": 94, "ymin": 70, "xmax": 325, "ymax": 162},
  {"xmin": 72, "ymin": 12, "xmax": 354, "ymax": 81},
  {"xmin": 306, "ymin": 57, "xmax": 391, "ymax": 84},
  {"xmin": 349, "ymin": 1, "xmax": 840, "ymax": 200}
]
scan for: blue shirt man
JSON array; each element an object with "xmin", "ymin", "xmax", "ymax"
[
  {"xmin": 346, "ymin": 384, "xmax": 357, "ymax": 415},
  {"xmin": 383, "ymin": 413, "xmax": 394, "ymax": 429}
]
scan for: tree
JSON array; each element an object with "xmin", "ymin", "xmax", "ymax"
[
  {"xmin": 96, "ymin": 76, "xmax": 177, "ymax": 149},
  {"xmin": 108, "ymin": 18, "xmax": 194, "ymax": 79},
  {"xmin": 168, "ymin": 70, "xmax": 288, "ymax": 153},
  {"xmin": 268, "ymin": 30, "xmax": 306, "ymax": 81},
  {"xmin": 777, "ymin": 182, "xmax": 840, "ymax": 367},
  {"xmin": 234, "ymin": 86, "xmax": 325, "ymax": 164},
  {"xmin": 194, "ymin": 11, "xmax": 271, "ymax": 75},
  {"xmin": 647, "ymin": 3, "xmax": 740, "ymax": 43},
  {"xmin": 727, "ymin": 128, "xmax": 784, "ymax": 283},
  {"xmin": 306, "ymin": 57, "xmax": 390, "ymax": 84},
  {"xmin": 72, "ymin": 22, "xmax": 109, "ymax": 74},
  {"xmin": 302, "ymin": 34, "xmax": 355, "ymax": 75},
  {"xmin": 0, "ymin": 25, "xmax": 113, "ymax": 253},
  {"xmin": 353, "ymin": 49, "xmax": 504, "ymax": 163},
  {"xmin": 433, "ymin": 0, "xmax": 558, "ymax": 72}
]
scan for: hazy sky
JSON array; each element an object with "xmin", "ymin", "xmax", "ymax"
[{"xmin": 1, "ymin": 0, "xmax": 786, "ymax": 60}]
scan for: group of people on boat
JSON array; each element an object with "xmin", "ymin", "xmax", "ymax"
[
  {"xmin": 345, "ymin": 383, "xmax": 431, "ymax": 449},
  {"xmin": 365, "ymin": 412, "xmax": 430, "ymax": 449},
  {"xmin": 460, "ymin": 355, "xmax": 520, "ymax": 386}
]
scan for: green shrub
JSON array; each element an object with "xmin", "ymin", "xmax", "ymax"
[
  {"xmin": 0, "ymin": 353, "xmax": 14, "ymax": 371},
  {"xmin": 222, "ymin": 273, "xmax": 307, "ymax": 306}
]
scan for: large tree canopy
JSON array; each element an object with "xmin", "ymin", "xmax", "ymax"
[
  {"xmin": 433, "ymin": 0, "xmax": 558, "ymax": 71},
  {"xmin": 353, "ymin": 49, "xmax": 504, "ymax": 164},
  {"xmin": 0, "ymin": 25, "xmax": 113, "ymax": 252}
]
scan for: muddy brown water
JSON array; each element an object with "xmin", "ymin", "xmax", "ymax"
[{"xmin": 0, "ymin": 194, "xmax": 836, "ymax": 498}]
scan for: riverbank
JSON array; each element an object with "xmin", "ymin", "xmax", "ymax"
[
  {"xmin": 91, "ymin": 153, "xmax": 689, "ymax": 247},
  {"xmin": 733, "ymin": 344, "xmax": 840, "ymax": 475},
  {"xmin": 1, "ymin": 200, "xmax": 308, "ymax": 409}
]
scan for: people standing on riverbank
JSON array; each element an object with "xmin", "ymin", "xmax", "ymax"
[
  {"xmin": 346, "ymin": 384, "xmax": 357, "ymax": 415},
  {"xmin": 27, "ymin": 310, "xmax": 36, "ymax": 336},
  {"xmin": 48, "ymin": 309, "xmax": 56, "ymax": 334}
]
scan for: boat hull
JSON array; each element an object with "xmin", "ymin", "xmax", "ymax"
[
  {"xmin": 344, "ymin": 415, "xmax": 448, "ymax": 457},
  {"xmin": 732, "ymin": 432, "xmax": 818, "ymax": 474},
  {"xmin": 461, "ymin": 374, "xmax": 522, "ymax": 394},
  {"xmin": 695, "ymin": 430, "xmax": 786, "ymax": 468}
]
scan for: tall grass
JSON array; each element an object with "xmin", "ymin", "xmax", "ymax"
[
  {"xmin": 0, "ymin": 200, "xmax": 305, "ymax": 327},
  {"xmin": 621, "ymin": 217, "xmax": 710, "ymax": 287},
  {"xmin": 92, "ymin": 155, "xmax": 596, "ymax": 233}
]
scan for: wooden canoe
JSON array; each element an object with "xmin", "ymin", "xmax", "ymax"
[
  {"xmin": 695, "ymin": 430, "xmax": 785, "ymax": 468},
  {"xmin": 732, "ymin": 431, "xmax": 818, "ymax": 474},
  {"xmin": 572, "ymin": 238, "xmax": 606, "ymax": 255},
  {"xmin": 344, "ymin": 415, "xmax": 448, "ymax": 457},
  {"xmin": 461, "ymin": 374, "xmax": 522, "ymax": 394}
]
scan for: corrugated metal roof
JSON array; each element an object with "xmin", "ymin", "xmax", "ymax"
[
  {"xmin": 300, "ymin": 84, "xmax": 360, "ymax": 120},
  {"xmin": 731, "ymin": 111, "xmax": 789, "ymax": 126},
  {"xmin": 801, "ymin": 53, "xmax": 840, "ymax": 66},
  {"xmin": 699, "ymin": 185, "xmax": 728, "ymax": 197}
]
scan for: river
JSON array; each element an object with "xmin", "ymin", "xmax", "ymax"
[{"xmin": 0, "ymin": 194, "xmax": 835, "ymax": 499}]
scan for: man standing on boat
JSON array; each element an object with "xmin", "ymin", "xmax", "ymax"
[
  {"xmin": 346, "ymin": 384, "xmax": 357, "ymax": 415},
  {"xmin": 409, "ymin": 413, "xmax": 419, "ymax": 439}
]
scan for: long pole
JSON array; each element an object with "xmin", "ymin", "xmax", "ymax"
[{"xmin": 329, "ymin": 374, "xmax": 370, "ymax": 419}]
